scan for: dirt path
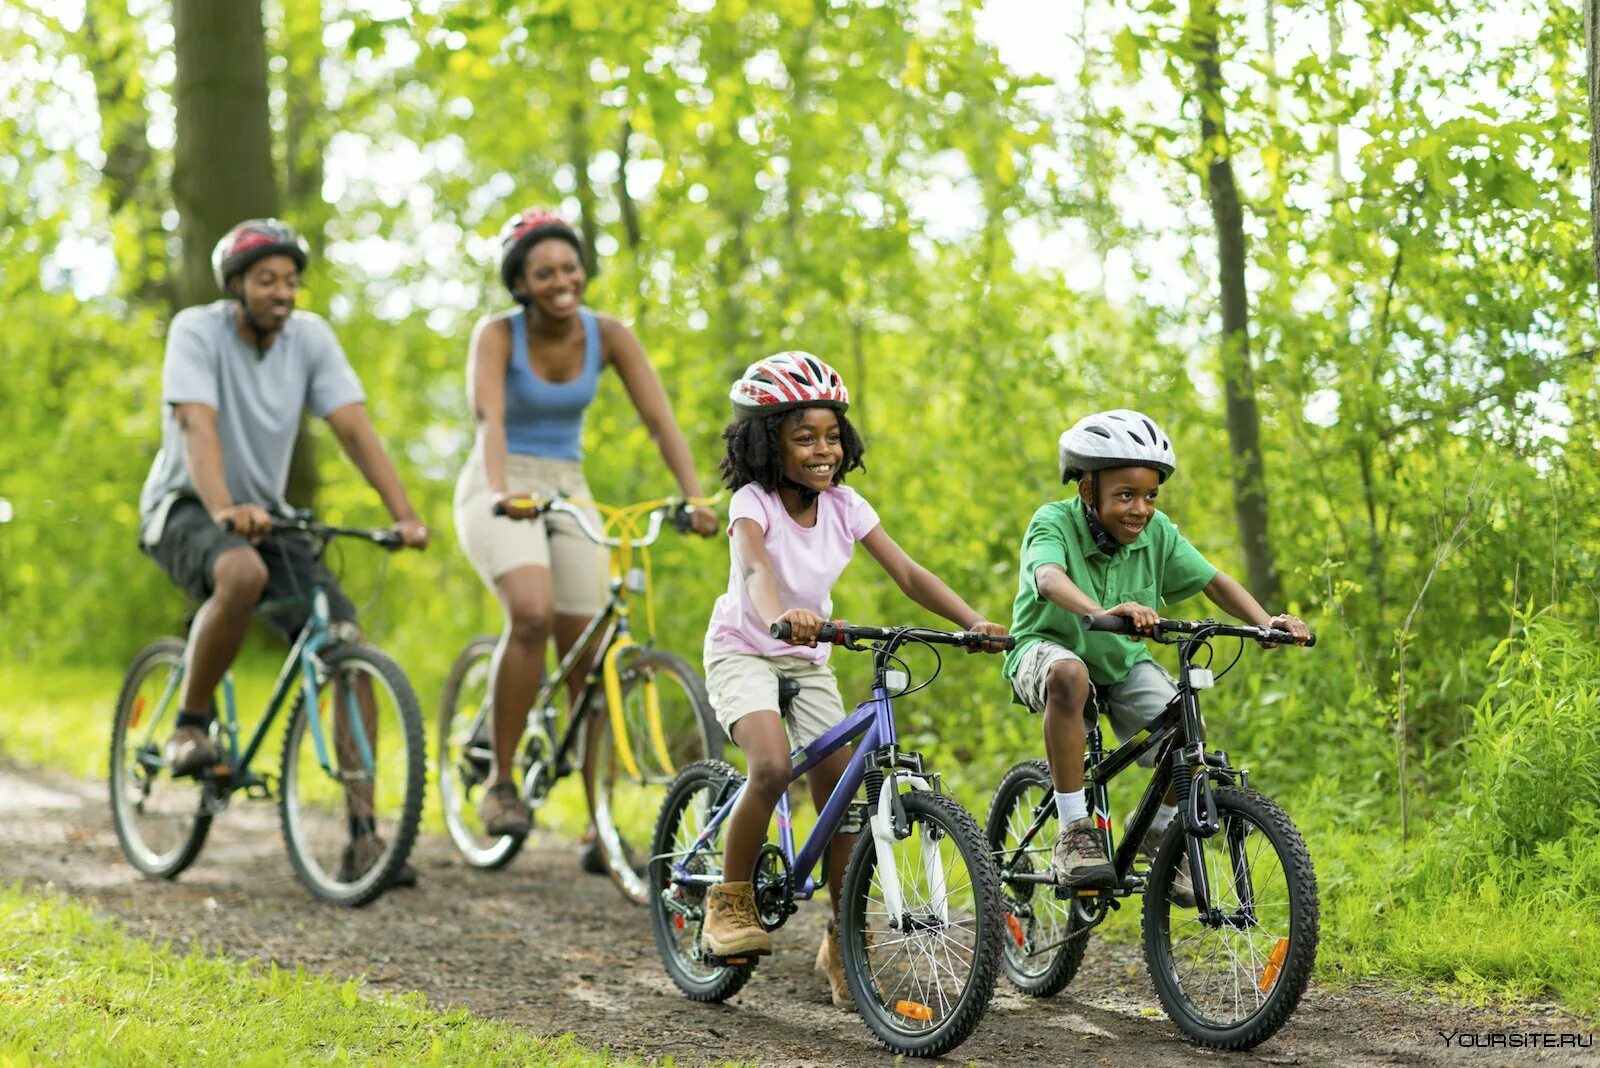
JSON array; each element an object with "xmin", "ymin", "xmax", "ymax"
[{"xmin": 2, "ymin": 762, "xmax": 1592, "ymax": 1067}]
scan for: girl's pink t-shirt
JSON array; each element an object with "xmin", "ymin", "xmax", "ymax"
[{"xmin": 704, "ymin": 483, "xmax": 881, "ymax": 664}]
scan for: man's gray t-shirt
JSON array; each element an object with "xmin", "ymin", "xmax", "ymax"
[{"xmin": 138, "ymin": 301, "xmax": 365, "ymax": 533}]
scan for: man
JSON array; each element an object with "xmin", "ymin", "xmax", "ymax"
[{"xmin": 138, "ymin": 218, "xmax": 429, "ymax": 881}]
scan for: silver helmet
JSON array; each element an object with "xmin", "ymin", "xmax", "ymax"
[{"xmin": 1058, "ymin": 409, "xmax": 1176, "ymax": 484}]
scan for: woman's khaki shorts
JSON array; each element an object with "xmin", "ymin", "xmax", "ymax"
[
  {"xmin": 453, "ymin": 447, "xmax": 607, "ymax": 616},
  {"xmin": 704, "ymin": 651, "xmax": 847, "ymax": 749}
]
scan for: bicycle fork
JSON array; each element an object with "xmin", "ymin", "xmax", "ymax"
[{"xmin": 867, "ymin": 770, "xmax": 948, "ymax": 930}]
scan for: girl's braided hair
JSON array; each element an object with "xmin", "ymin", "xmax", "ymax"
[{"xmin": 718, "ymin": 408, "xmax": 866, "ymax": 493}]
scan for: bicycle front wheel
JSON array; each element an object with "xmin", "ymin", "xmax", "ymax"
[
  {"xmin": 840, "ymin": 790, "xmax": 1004, "ymax": 1058},
  {"xmin": 1143, "ymin": 785, "xmax": 1319, "ymax": 1049},
  {"xmin": 436, "ymin": 635, "xmax": 523, "ymax": 869},
  {"xmin": 279, "ymin": 643, "xmax": 425, "ymax": 907},
  {"xmin": 109, "ymin": 638, "xmax": 212, "ymax": 878},
  {"xmin": 985, "ymin": 759, "xmax": 1089, "ymax": 996},
  {"xmin": 583, "ymin": 647, "xmax": 719, "ymax": 905}
]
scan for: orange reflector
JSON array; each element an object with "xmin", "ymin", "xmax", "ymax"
[
  {"xmin": 674, "ymin": 915, "xmax": 684, "ymax": 931},
  {"xmin": 1004, "ymin": 912, "xmax": 1025, "ymax": 948},
  {"xmin": 1258, "ymin": 937, "xmax": 1290, "ymax": 993},
  {"xmin": 894, "ymin": 1000, "xmax": 934, "ymax": 1022},
  {"xmin": 130, "ymin": 696, "xmax": 147, "ymax": 729}
]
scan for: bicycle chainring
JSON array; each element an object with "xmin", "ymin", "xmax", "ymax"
[{"xmin": 752, "ymin": 844, "xmax": 795, "ymax": 930}]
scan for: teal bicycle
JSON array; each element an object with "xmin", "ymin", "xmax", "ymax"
[{"xmin": 110, "ymin": 515, "xmax": 425, "ymax": 907}]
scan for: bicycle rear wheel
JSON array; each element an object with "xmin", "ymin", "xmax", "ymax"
[
  {"xmin": 436, "ymin": 635, "xmax": 523, "ymax": 869},
  {"xmin": 279, "ymin": 643, "xmax": 424, "ymax": 907},
  {"xmin": 647, "ymin": 760, "xmax": 756, "ymax": 1002},
  {"xmin": 985, "ymin": 759, "xmax": 1089, "ymax": 996},
  {"xmin": 840, "ymin": 790, "xmax": 1004, "ymax": 1057},
  {"xmin": 583, "ymin": 647, "xmax": 719, "ymax": 905},
  {"xmin": 109, "ymin": 638, "xmax": 212, "ymax": 878},
  {"xmin": 1142, "ymin": 785, "xmax": 1319, "ymax": 1049}
]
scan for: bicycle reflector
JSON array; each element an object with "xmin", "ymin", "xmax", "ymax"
[
  {"xmin": 1005, "ymin": 912, "xmax": 1026, "ymax": 948},
  {"xmin": 894, "ymin": 1000, "xmax": 934, "ymax": 1022},
  {"xmin": 1258, "ymin": 937, "xmax": 1290, "ymax": 993}
]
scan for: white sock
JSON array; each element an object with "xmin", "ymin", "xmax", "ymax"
[
  {"xmin": 1055, "ymin": 790, "xmax": 1088, "ymax": 825},
  {"xmin": 1151, "ymin": 802, "xmax": 1179, "ymax": 833}
]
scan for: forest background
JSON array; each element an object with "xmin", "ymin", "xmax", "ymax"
[{"xmin": 1, "ymin": 0, "xmax": 1598, "ymax": 1018}]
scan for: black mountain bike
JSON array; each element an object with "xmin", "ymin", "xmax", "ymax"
[{"xmin": 986, "ymin": 615, "xmax": 1318, "ymax": 1050}]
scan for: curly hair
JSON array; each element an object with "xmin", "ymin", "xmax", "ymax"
[{"xmin": 718, "ymin": 408, "xmax": 866, "ymax": 493}]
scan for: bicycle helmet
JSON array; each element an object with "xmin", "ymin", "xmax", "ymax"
[
  {"xmin": 1058, "ymin": 409, "xmax": 1176, "ymax": 484},
  {"xmin": 212, "ymin": 219, "xmax": 309, "ymax": 294},
  {"xmin": 498, "ymin": 208, "xmax": 584, "ymax": 298},
  {"xmin": 729, "ymin": 352, "xmax": 850, "ymax": 417}
]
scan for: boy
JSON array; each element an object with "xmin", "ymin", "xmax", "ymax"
[{"xmin": 1003, "ymin": 409, "xmax": 1309, "ymax": 895}]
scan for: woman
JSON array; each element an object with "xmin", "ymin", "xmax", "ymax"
[{"xmin": 454, "ymin": 208, "xmax": 718, "ymax": 839}]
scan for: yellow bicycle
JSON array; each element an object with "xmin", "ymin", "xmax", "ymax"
[{"xmin": 437, "ymin": 494, "xmax": 722, "ymax": 904}]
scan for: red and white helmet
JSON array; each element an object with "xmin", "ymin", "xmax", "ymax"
[
  {"xmin": 211, "ymin": 218, "xmax": 309, "ymax": 293},
  {"xmin": 730, "ymin": 352, "xmax": 850, "ymax": 417},
  {"xmin": 498, "ymin": 208, "xmax": 583, "ymax": 297}
]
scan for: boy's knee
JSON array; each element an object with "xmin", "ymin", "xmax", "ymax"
[{"xmin": 1045, "ymin": 657, "xmax": 1089, "ymax": 702}]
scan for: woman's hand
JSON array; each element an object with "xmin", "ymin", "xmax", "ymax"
[
  {"xmin": 393, "ymin": 516, "xmax": 430, "ymax": 549},
  {"xmin": 688, "ymin": 505, "xmax": 720, "ymax": 537},
  {"xmin": 773, "ymin": 608, "xmax": 826, "ymax": 647},
  {"xmin": 493, "ymin": 490, "xmax": 543, "ymax": 520},
  {"xmin": 1108, "ymin": 601, "xmax": 1160, "ymax": 636},
  {"xmin": 966, "ymin": 619, "xmax": 1010, "ymax": 655}
]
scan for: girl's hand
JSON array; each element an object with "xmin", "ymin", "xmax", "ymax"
[
  {"xmin": 965, "ymin": 620, "xmax": 1010, "ymax": 655},
  {"xmin": 1263, "ymin": 613, "xmax": 1311, "ymax": 648},
  {"xmin": 1108, "ymin": 601, "xmax": 1159, "ymax": 636},
  {"xmin": 774, "ymin": 608, "xmax": 826, "ymax": 647}
]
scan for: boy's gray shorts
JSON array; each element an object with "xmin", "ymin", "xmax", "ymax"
[{"xmin": 1010, "ymin": 641, "xmax": 1177, "ymax": 766}]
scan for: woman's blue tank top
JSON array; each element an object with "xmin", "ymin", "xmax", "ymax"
[{"xmin": 503, "ymin": 308, "xmax": 602, "ymax": 462}]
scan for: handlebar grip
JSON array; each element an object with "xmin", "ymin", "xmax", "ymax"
[
  {"xmin": 1304, "ymin": 633, "xmax": 1317, "ymax": 648},
  {"xmin": 770, "ymin": 621, "xmax": 791, "ymax": 640},
  {"xmin": 218, "ymin": 517, "xmax": 236, "ymax": 534},
  {"xmin": 970, "ymin": 633, "xmax": 1017, "ymax": 650},
  {"xmin": 1082, "ymin": 614, "xmax": 1134, "ymax": 633},
  {"xmin": 769, "ymin": 621, "xmax": 839, "ymax": 644}
]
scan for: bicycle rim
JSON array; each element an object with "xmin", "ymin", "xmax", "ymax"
[
  {"xmin": 109, "ymin": 639, "xmax": 211, "ymax": 877},
  {"xmin": 436, "ymin": 638, "xmax": 521, "ymax": 868},
  {"xmin": 280, "ymin": 646, "xmax": 424, "ymax": 906},
  {"xmin": 842, "ymin": 791, "xmax": 1003, "ymax": 1057},
  {"xmin": 1144, "ymin": 787, "xmax": 1318, "ymax": 1047},
  {"xmin": 987, "ymin": 762, "xmax": 1086, "ymax": 994}
]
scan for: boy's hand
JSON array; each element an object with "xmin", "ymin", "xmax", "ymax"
[
  {"xmin": 1107, "ymin": 601, "xmax": 1159, "ymax": 637},
  {"xmin": 1261, "ymin": 613, "xmax": 1311, "ymax": 648},
  {"xmin": 774, "ymin": 608, "xmax": 826, "ymax": 647},
  {"xmin": 965, "ymin": 619, "xmax": 1009, "ymax": 655}
]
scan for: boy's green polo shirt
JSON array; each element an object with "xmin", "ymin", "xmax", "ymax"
[{"xmin": 1002, "ymin": 498, "xmax": 1217, "ymax": 695}]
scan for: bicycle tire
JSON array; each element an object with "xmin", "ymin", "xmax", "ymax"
[
  {"xmin": 985, "ymin": 759, "xmax": 1090, "ymax": 996},
  {"xmin": 648, "ymin": 759, "xmax": 757, "ymax": 1002},
  {"xmin": 437, "ymin": 634, "xmax": 524, "ymax": 869},
  {"xmin": 1143, "ymin": 785, "xmax": 1319, "ymax": 1049},
  {"xmin": 839, "ymin": 789, "xmax": 1004, "ymax": 1058},
  {"xmin": 583, "ymin": 647, "xmax": 720, "ymax": 905},
  {"xmin": 109, "ymin": 637, "xmax": 212, "ymax": 878},
  {"xmin": 279, "ymin": 643, "xmax": 425, "ymax": 907}
]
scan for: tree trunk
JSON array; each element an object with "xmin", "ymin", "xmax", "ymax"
[
  {"xmin": 172, "ymin": 0, "xmax": 279, "ymax": 311},
  {"xmin": 568, "ymin": 97, "xmax": 600, "ymax": 279},
  {"xmin": 1588, "ymin": 0, "xmax": 1600, "ymax": 288},
  {"xmin": 81, "ymin": 0, "xmax": 172, "ymax": 308},
  {"xmin": 1190, "ymin": 0, "xmax": 1280, "ymax": 605}
]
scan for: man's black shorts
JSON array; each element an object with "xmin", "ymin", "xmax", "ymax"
[{"xmin": 141, "ymin": 497, "xmax": 357, "ymax": 640}]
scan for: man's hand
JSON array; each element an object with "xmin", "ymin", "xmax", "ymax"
[
  {"xmin": 1262, "ymin": 613, "xmax": 1311, "ymax": 648},
  {"xmin": 965, "ymin": 619, "xmax": 1010, "ymax": 655},
  {"xmin": 214, "ymin": 504, "xmax": 273, "ymax": 541},
  {"xmin": 688, "ymin": 505, "xmax": 720, "ymax": 537},
  {"xmin": 1108, "ymin": 601, "xmax": 1160, "ymax": 636},
  {"xmin": 393, "ymin": 516, "xmax": 430, "ymax": 549},
  {"xmin": 773, "ymin": 608, "xmax": 827, "ymax": 647}
]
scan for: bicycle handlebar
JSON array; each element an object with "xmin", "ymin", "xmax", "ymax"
[
  {"xmin": 1082, "ymin": 613, "xmax": 1316, "ymax": 648},
  {"xmin": 219, "ymin": 514, "xmax": 404, "ymax": 550},
  {"xmin": 770, "ymin": 620, "xmax": 1016, "ymax": 651},
  {"xmin": 491, "ymin": 495, "xmax": 707, "ymax": 549}
]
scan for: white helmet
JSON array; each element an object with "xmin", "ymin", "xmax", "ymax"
[{"xmin": 1058, "ymin": 409, "xmax": 1176, "ymax": 484}]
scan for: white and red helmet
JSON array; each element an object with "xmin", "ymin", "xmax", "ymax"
[
  {"xmin": 498, "ymin": 208, "xmax": 583, "ymax": 297},
  {"xmin": 730, "ymin": 352, "xmax": 850, "ymax": 417},
  {"xmin": 211, "ymin": 218, "xmax": 309, "ymax": 293}
]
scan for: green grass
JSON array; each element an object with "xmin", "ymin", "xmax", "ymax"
[{"xmin": 0, "ymin": 884, "xmax": 640, "ymax": 1066}]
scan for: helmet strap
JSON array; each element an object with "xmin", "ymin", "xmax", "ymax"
[
  {"xmin": 1084, "ymin": 471, "xmax": 1122, "ymax": 557},
  {"xmin": 781, "ymin": 476, "xmax": 821, "ymax": 510}
]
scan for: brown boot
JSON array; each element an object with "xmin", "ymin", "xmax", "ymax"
[
  {"xmin": 816, "ymin": 921, "xmax": 850, "ymax": 1007},
  {"xmin": 700, "ymin": 881, "xmax": 772, "ymax": 958}
]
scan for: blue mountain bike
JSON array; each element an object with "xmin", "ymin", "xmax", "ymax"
[{"xmin": 648, "ymin": 621, "xmax": 1011, "ymax": 1058}]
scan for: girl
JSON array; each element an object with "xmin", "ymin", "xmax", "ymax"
[{"xmin": 700, "ymin": 352, "xmax": 1008, "ymax": 1006}]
